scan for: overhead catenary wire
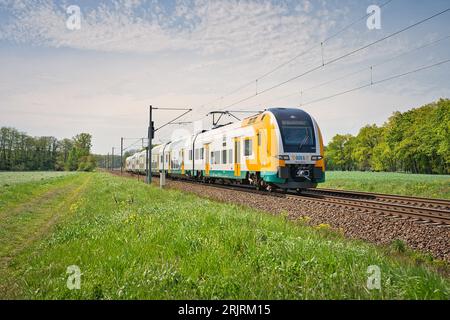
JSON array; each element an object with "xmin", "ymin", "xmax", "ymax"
[
  {"xmin": 219, "ymin": 8, "xmax": 450, "ymax": 111},
  {"xmin": 239, "ymin": 0, "xmax": 395, "ymax": 86},
  {"xmin": 301, "ymin": 58, "xmax": 450, "ymax": 106},
  {"xmin": 193, "ymin": 0, "xmax": 396, "ymax": 119},
  {"xmin": 254, "ymin": 34, "xmax": 450, "ymax": 108},
  {"xmin": 122, "ymin": 138, "xmax": 147, "ymax": 152}
]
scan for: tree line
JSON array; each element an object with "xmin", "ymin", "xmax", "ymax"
[
  {"xmin": 325, "ymin": 98, "xmax": 450, "ymax": 174},
  {"xmin": 0, "ymin": 127, "xmax": 96, "ymax": 171}
]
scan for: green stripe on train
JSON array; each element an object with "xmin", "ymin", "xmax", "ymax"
[{"xmin": 167, "ymin": 169, "xmax": 286, "ymax": 183}]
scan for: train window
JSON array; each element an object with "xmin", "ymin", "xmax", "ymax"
[
  {"xmin": 210, "ymin": 151, "xmax": 214, "ymax": 164},
  {"xmin": 213, "ymin": 151, "xmax": 219, "ymax": 164},
  {"xmin": 244, "ymin": 138, "xmax": 253, "ymax": 156},
  {"xmin": 222, "ymin": 150, "xmax": 227, "ymax": 164},
  {"xmin": 228, "ymin": 149, "xmax": 232, "ymax": 164},
  {"xmin": 200, "ymin": 148, "xmax": 204, "ymax": 160}
]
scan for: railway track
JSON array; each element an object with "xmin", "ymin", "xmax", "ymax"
[
  {"xmin": 291, "ymin": 190, "xmax": 450, "ymax": 226},
  {"xmin": 305, "ymin": 188, "xmax": 450, "ymax": 211},
  {"xmin": 173, "ymin": 179, "xmax": 450, "ymax": 227},
  {"xmin": 116, "ymin": 171, "xmax": 450, "ymax": 227}
]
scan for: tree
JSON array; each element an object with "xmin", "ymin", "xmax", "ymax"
[
  {"xmin": 325, "ymin": 98, "xmax": 450, "ymax": 174},
  {"xmin": 325, "ymin": 134, "xmax": 356, "ymax": 171},
  {"xmin": 352, "ymin": 125, "xmax": 383, "ymax": 171},
  {"xmin": 0, "ymin": 128, "xmax": 96, "ymax": 172}
]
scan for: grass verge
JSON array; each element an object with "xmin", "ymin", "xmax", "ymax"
[
  {"xmin": 320, "ymin": 171, "xmax": 450, "ymax": 199},
  {"xmin": 1, "ymin": 172, "xmax": 448, "ymax": 299}
]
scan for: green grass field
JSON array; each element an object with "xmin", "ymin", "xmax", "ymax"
[
  {"xmin": 0, "ymin": 172, "xmax": 449, "ymax": 299},
  {"xmin": 0, "ymin": 171, "xmax": 75, "ymax": 187},
  {"xmin": 321, "ymin": 171, "xmax": 450, "ymax": 200}
]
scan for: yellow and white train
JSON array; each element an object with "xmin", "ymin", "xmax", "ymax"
[{"xmin": 126, "ymin": 108, "xmax": 325, "ymax": 190}]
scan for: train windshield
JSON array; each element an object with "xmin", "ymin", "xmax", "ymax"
[
  {"xmin": 269, "ymin": 108, "xmax": 317, "ymax": 152},
  {"xmin": 280, "ymin": 120, "xmax": 315, "ymax": 152}
]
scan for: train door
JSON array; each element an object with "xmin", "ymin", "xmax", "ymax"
[
  {"xmin": 156, "ymin": 152, "xmax": 159, "ymax": 173},
  {"xmin": 168, "ymin": 152, "xmax": 171, "ymax": 174},
  {"xmin": 204, "ymin": 144, "xmax": 210, "ymax": 176},
  {"xmin": 181, "ymin": 149, "xmax": 185, "ymax": 174},
  {"xmin": 234, "ymin": 138, "xmax": 241, "ymax": 177}
]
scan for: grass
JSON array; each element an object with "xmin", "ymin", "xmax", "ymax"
[
  {"xmin": 0, "ymin": 172, "xmax": 449, "ymax": 299},
  {"xmin": 0, "ymin": 171, "xmax": 75, "ymax": 187},
  {"xmin": 320, "ymin": 171, "xmax": 450, "ymax": 200}
]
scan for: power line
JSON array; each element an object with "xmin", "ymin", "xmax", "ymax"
[
  {"xmin": 256, "ymin": 34, "xmax": 450, "ymax": 107},
  {"xmin": 305, "ymin": 33, "xmax": 450, "ymax": 92},
  {"xmin": 302, "ymin": 58, "xmax": 450, "ymax": 106},
  {"xmin": 256, "ymin": 0, "xmax": 395, "ymax": 82},
  {"xmin": 193, "ymin": 0, "xmax": 395, "ymax": 120},
  {"xmin": 220, "ymin": 7, "xmax": 450, "ymax": 110},
  {"xmin": 123, "ymin": 138, "xmax": 146, "ymax": 152}
]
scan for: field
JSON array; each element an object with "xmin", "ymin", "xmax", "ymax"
[
  {"xmin": 0, "ymin": 172, "xmax": 449, "ymax": 299},
  {"xmin": 321, "ymin": 171, "xmax": 450, "ymax": 200},
  {"xmin": 0, "ymin": 171, "xmax": 75, "ymax": 187}
]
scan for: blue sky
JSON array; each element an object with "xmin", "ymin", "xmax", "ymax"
[{"xmin": 1, "ymin": 0, "xmax": 449, "ymax": 154}]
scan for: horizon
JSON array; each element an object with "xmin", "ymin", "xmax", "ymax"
[{"xmin": 1, "ymin": 0, "xmax": 449, "ymax": 154}]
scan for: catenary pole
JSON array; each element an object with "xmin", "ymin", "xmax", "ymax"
[
  {"xmin": 112, "ymin": 147, "xmax": 114, "ymax": 171},
  {"xmin": 147, "ymin": 105, "xmax": 153, "ymax": 184},
  {"xmin": 120, "ymin": 137, "xmax": 123, "ymax": 174}
]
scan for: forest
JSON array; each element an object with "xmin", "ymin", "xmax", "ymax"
[
  {"xmin": 0, "ymin": 128, "xmax": 96, "ymax": 171},
  {"xmin": 325, "ymin": 99, "xmax": 450, "ymax": 174}
]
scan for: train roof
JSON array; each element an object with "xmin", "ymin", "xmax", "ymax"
[{"xmin": 145, "ymin": 107, "xmax": 311, "ymax": 152}]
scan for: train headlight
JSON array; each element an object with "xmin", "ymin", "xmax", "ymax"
[
  {"xmin": 311, "ymin": 155, "xmax": 323, "ymax": 161},
  {"xmin": 277, "ymin": 155, "xmax": 290, "ymax": 160}
]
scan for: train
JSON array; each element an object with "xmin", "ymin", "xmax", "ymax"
[{"xmin": 125, "ymin": 108, "xmax": 325, "ymax": 191}]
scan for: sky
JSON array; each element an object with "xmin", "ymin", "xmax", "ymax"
[{"xmin": 0, "ymin": 0, "xmax": 449, "ymax": 154}]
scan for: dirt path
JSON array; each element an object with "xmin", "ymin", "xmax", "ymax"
[{"xmin": 0, "ymin": 174, "xmax": 92, "ymax": 298}]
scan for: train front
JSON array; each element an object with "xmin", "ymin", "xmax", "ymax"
[{"xmin": 269, "ymin": 108, "xmax": 325, "ymax": 190}]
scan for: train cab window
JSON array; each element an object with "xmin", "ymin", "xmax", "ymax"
[
  {"xmin": 281, "ymin": 121, "xmax": 314, "ymax": 148},
  {"xmin": 244, "ymin": 138, "xmax": 253, "ymax": 156},
  {"xmin": 270, "ymin": 109, "xmax": 316, "ymax": 153}
]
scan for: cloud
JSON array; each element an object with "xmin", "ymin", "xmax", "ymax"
[{"xmin": 0, "ymin": 0, "xmax": 338, "ymax": 62}]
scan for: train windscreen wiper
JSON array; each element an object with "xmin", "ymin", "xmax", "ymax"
[{"xmin": 298, "ymin": 135, "xmax": 309, "ymax": 151}]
